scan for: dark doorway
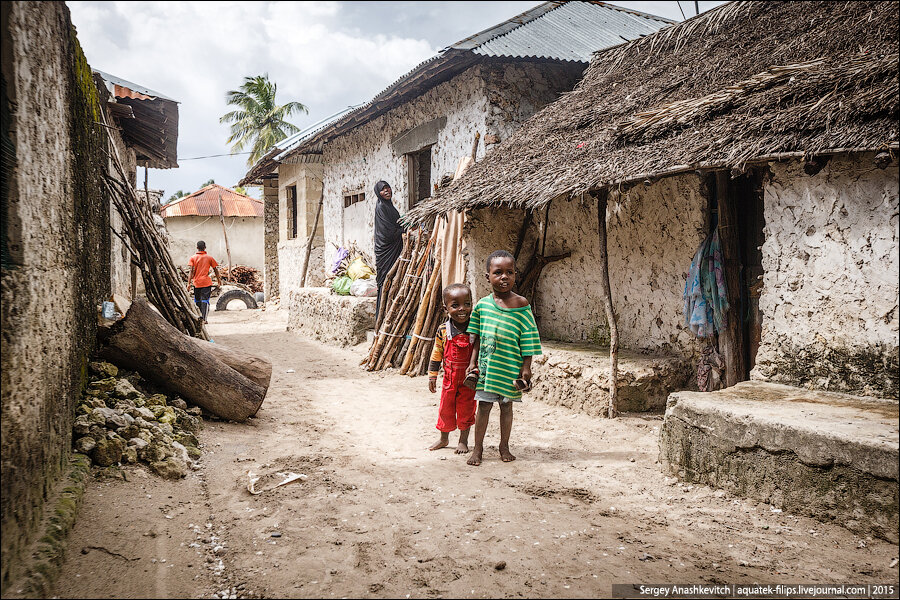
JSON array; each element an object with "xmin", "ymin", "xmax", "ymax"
[{"xmin": 708, "ymin": 169, "xmax": 766, "ymax": 383}]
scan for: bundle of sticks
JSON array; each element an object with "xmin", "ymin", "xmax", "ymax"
[
  {"xmin": 99, "ymin": 114, "xmax": 207, "ymax": 340},
  {"xmin": 222, "ymin": 265, "xmax": 263, "ymax": 293},
  {"xmin": 363, "ymin": 227, "xmax": 445, "ymax": 376}
]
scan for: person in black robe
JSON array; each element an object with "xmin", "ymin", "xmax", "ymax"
[{"xmin": 374, "ymin": 180, "xmax": 404, "ymax": 320}]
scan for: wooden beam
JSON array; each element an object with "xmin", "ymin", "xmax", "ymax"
[
  {"xmin": 715, "ymin": 171, "xmax": 747, "ymax": 386},
  {"xmin": 592, "ymin": 190, "xmax": 619, "ymax": 418}
]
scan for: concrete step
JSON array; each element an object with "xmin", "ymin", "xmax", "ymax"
[
  {"xmin": 532, "ymin": 341, "xmax": 693, "ymax": 415},
  {"xmin": 660, "ymin": 381, "xmax": 899, "ymax": 542}
]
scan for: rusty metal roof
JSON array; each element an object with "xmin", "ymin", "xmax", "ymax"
[{"xmin": 160, "ymin": 184, "xmax": 263, "ymax": 218}]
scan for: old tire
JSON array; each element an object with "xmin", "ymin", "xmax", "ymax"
[{"xmin": 215, "ymin": 289, "xmax": 258, "ymax": 311}]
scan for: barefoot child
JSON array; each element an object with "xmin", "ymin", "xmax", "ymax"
[
  {"xmin": 466, "ymin": 250, "xmax": 542, "ymax": 466},
  {"xmin": 427, "ymin": 284, "xmax": 477, "ymax": 454}
]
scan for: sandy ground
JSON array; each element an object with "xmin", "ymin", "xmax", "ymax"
[{"xmin": 52, "ymin": 307, "xmax": 899, "ymax": 599}]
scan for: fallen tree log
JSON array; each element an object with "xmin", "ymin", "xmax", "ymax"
[
  {"xmin": 185, "ymin": 337, "xmax": 272, "ymax": 391},
  {"xmin": 99, "ymin": 298, "xmax": 266, "ymax": 421}
]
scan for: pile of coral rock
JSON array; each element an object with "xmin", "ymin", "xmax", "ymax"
[{"xmin": 72, "ymin": 361, "xmax": 203, "ymax": 479}]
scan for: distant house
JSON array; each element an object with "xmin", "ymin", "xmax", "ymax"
[
  {"xmin": 160, "ymin": 184, "xmax": 264, "ymax": 272},
  {"xmin": 241, "ymin": 0, "xmax": 674, "ymax": 300}
]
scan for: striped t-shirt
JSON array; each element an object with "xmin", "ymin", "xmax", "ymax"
[{"xmin": 469, "ymin": 295, "xmax": 542, "ymax": 400}]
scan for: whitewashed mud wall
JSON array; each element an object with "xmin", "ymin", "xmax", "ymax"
[
  {"xmin": 321, "ymin": 61, "xmax": 583, "ymax": 266},
  {"xmin": 752, "ymin": 154, "xmax": 899, "ymax": 398},
  {"xmin": 278, "ymin": 163, "xmax": 327, "ymax": 298},
  {"xmin": 322, "ymin": 67, "xmax": 488, "ymax": 263},
  {"xmin": 165, "ymin": 216, "xmax": 264, "ymax": 271},
  {"xmin": 464, "ymin": 175, "xmax": 706, "ymax": 358}
]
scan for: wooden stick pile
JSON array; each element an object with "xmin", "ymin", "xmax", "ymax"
[
  {"xmin": 364, "ymin": 227, "xmax": 445, "ymax": 376},
  {"xmin": 99, "ymin": 113, "xmax": 207, "ymax": 340}
]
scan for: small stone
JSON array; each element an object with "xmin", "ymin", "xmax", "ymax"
[
  {"xmin": 73, "ymin": 415, "xmax": 93, "ymax": 436},
  {"xmin": 159, "ymin": 423, "xmax": 174, "ymax": 436},
  {"xmin": 114, "ymin": 401, "xmax": 135, "ymax": 412},
  {"xmin": 74, "ymin": 436, "xmax": 97, "ymax": 454},
  {"xmin": 114, "ymin": 379, "xmax": 141, "ymax": 400},
  {"xmin": 140, "ymin": 440, "xmax": 173, "ymax": 463},
  {"xmin": 270, "ymin": 532, "xmax": 282, "ymax": 538},
  {"xmin": 172, "ymin": 441, "xmax": 190, "ymax": 464},
  {"xmin": 175, "ymin": 432, "xmax": 199, "ymax": 448},
  {"xmin": 187, "ymin": 406, "xmax": 202, "ymax": 417},
  {"xmin": 494, "ymin": 561, "xmax": 506, "ymax": 571},
  {"xmin": 146, "ymin": 394, "xmax": 168, "ymax": 407},
  {"xmin": 99, "ymin": 408, "xmax": 128, "ymax": 429},
  {"xmin": 212, "ymin": 545, "xmax": 226, "ymax": 555},
  {"xmin": 89, "ymin": 362, "xmax": 118, "ymax": 378},
  {"xmin": 639, "ymin": 553, "xmax": 654, "ymax": 561},
  {"xmin": 129, "ymin": 438, "xmax": 149, "ymax": 450},
  {"xmin": 122, "ymin": 446, "xmax": 138, "ymax": 464},
  {"xmin": 123, "ymin": 413, "xmax": 135, "ymax": 425},
  {"xmin": 170, "ymin": 397, "xmax": 188, "ymax": 411},
  {"xmin": 118, "ymin": 424, "xmax": 140, "ymax": 440},
  {"xmin": 157, "ymin": 407, "xmax": 177, "ymax": 425},
  {"xmin": 132, "ymin": 407, "xmax": 155, "ymax": 421},
  {"xmin": 88, "ymin": 408, "xmax": 108, "ymax": 426},
  {"xmin": 91, "ymin": 437, "xmax": 125, "ymax": 467},
  {"xmin": 89, "ymin": 377, "xmax": 118, "ymax": 393},
  {"xmin": 150, "ymin": 457, "xmax": 188, "ymax": 479}
]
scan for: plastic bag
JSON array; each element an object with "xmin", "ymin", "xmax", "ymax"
[
  {"xmin": 332, "ymin": 276, "xmax": 353, "ymax": 296},
  {"xmin": 330, "ymin": 248, "xmax": 350, "ymax": 275},
  {"xmin": 346, "ymin": 257, "xmax": 375, "ymax": 280},
  {"xmin": 350, "ymin": 278, "xmax": 378, "ymax": 298}
]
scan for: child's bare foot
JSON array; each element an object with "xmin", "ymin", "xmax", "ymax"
[
  {"xmin": 455, "ymin": 441, "xmax": 469, "ymax": 454},
  {"xmin": 467, "ymin": 449, "xmax": 482, "ymax": 466},
  {"xmin": 429, "ymin": 433, "xmax": 450, "ymax": 451},
  {"xmin": 499, "ymin": 445, "xmax": 516, "ymax": 462}
]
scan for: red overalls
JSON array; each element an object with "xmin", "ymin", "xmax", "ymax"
[{"xmin": 436, "ymin": 322, "xmax": 477, "ymax": 432}]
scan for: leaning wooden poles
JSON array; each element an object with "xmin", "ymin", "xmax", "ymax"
[{"xmin": 592, "ymin": 189, "xmax": 619, "ymax": 418}]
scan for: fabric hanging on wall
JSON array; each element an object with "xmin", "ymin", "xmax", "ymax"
[
  {"xmin": 683, "ymin": 230, "xmax": 729, "ymax": 337},
  {"xmin": 435, "ymin": 156, "xmax": 474, "ymax": 287}
]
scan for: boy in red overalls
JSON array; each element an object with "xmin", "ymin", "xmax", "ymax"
[{"xmin": 427, "ymin": 284, "xmax": 477, "ymax": 454}]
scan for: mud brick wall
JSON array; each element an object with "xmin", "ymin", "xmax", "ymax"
[
  {"xmin": 263, "ymin": 178, "xmax": 279, "ymax": 299},
  {"xmin": 277, "ymin": 162, "xmax": 327, "ymax": 298},
  {"xmin": 752, "ymin": 154, "xmax": 899, "ymax": 398},
  {"xmin": 1, "ymin": 2, "xmax": 111, "ymax": 588}
]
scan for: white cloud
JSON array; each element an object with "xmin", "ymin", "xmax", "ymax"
[{"xmin": 67, "ymin": 1, "xmax": 724, "ymax": 198}]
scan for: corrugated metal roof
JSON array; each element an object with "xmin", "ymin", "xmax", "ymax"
[
  {"xmin": 470, "ymin": 2, "xmax": 673, "ymax": 61},
  {"xmin": 160, "ymin": 184, "xmax": 263, "ymax": 218},
  {"xmin": 274, "ymin": 104, "xmax": 364, "ymax": 161},
  {"xmin": 93, "ymin": 70, "xmax": 177, "ymax": 102},
  {"xmin": 242, "ymin": 1, "xmax": 673, "ymax": 182}
]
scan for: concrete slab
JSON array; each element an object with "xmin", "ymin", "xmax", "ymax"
[
  {"xmin": 287, "ymin": 287, "xmax": 375, "ymax": 347},
  {"xmin": 532, "ymin": 341, "xmax": 693, "ymax": 415},
  {"xmin": 660, "ymin": 381, "xmax": 899, "ymax": 542}
]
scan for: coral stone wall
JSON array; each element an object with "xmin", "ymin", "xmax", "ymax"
[
  {"xmin": 277, "ymin": 162, "xmax": 327, "ymax": 297},
  {"xmin": 165, "ymin": 216, "xmax": 265, "ymax": 272},
  {"xmin": 752, "ymin": 154, "xmax": 899, "ymax": 398},
  {"xmin": 1, "ymin": 2, "xmax": 112, "ymax": 588},
  {"xmin": 263, "ymin": 179, "xmax": 279, "ymax": 298},
  {"xmin": 464, "ymin": 174, "xmax": 707, "ymax": 359}
]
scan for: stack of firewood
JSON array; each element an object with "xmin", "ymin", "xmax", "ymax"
[
  {"xmin": 223, "ymin": 265, "xmax": 263, "ymax": 294},
  {"xmin": 364, "ymin": 227, "xmax": 445, "ymax": 376}
]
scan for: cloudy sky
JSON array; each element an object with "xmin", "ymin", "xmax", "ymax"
[{"xmin": 68, "ymin": 1, "xmax": 724, "ymax": 200}]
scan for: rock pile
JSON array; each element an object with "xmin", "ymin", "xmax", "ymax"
[{"xmin": 72, "ymin": 361, "xmax": 203, "ymax": 479}]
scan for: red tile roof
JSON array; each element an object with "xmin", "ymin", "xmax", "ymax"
[{"xmin": 160, "ymin": 184, "xmax": 263, "ymax": 218}]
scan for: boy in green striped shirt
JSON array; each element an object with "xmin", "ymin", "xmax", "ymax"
[{"xmin": 465, "ymin": 250, "xmax": 542, "ymax": 466}]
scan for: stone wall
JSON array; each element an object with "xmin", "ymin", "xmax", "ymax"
[
  {"xmin": 464, "ymin": 174, "xmax": 707, "ymax": 358},
  {"xmin": 321, "ymin": 60, "xmax": 583, "ymax": 266},
  {"xmin": 1, "ymin": 2, "xmax": 112, "ymax": 588},
  {"xmin": 263, "ymin": 178, "xmax": 279, "ymax": 298},
  {"xmin": 287, "ymin": 288, "xmax": 375, "ymax": 347},
  {"xmin": 165, "ymin": 215, "xmax": 264, "ymax": 272},
  {"xmin": 752, "ymin": 154, "xmax": 899, "ymax": 398}
]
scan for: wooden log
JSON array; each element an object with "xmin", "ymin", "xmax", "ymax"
[
  {"xmin": 100, "ymin": 298, "xmax": 266, "ymax": 421},
  {"xmin": 185, "ymin": 337, "xmax": 272, "ymax": 391},
  {"xmin": 715, "ymin": 171, "xmax": 747, "ymax": 387},
  {"xmin": 400, "ymin": 258, "xmax": 441, "ymax": 374},
  {"xmin": 593, "ymin": 190, "xmax": 619, "ymax": 419}
]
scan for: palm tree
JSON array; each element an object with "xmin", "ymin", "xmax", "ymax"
[{"xmin": 219, "ymin": 74, "xmax": 307, "ymax": 166}]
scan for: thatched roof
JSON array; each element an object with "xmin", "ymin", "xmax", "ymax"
[{"xmin": 407, "ymin": 1, "xmax": 899, "ymax": 223}]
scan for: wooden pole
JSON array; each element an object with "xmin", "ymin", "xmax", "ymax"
[
  {"xmin": 300, "ymin": 191, "xmax": 325, "ymax": 288},
  {"xmin": 218, "ymin": 195, "xmax": 233, "ymax": 282},
  {"xmin": 593, "ymin": 190, "xmax": 619, "ymax": 418},
  {"xmin": 715, "ymin": 171, "xmax": 747, "ymax": 387}
]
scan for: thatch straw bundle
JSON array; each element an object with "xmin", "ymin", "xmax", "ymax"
[{"xmin": 406, "ymin": 1, "xmax": 899, "ymax": 223}]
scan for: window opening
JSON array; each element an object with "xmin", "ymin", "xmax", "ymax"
[
  {"xmin": 343, "ymin": 191, "xmax": 365, "ymax": 208},
  {"xmin": 406, "ymin": 145, "xmax": 432, "ymax": 209},
  {"xmin": 287, "ymin": 185, "xmax": 298, "ymax": 240}
]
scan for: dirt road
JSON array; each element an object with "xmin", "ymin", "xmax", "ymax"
[{"xmin": 53, "ymin": 308, "xmax": 898, "ymax": 598}]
